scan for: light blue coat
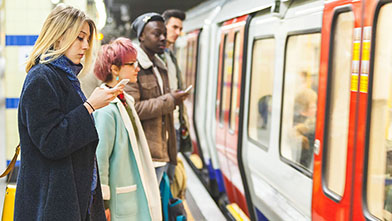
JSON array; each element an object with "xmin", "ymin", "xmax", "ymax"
[{"xmin": 94, "ymin": 87, "xmax": 162, "ymax": 221}]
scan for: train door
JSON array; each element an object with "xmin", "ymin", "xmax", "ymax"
[
  {"xmin": 241, "ymin": 1, "xmax": 324, "ymax": 219},
  {"xmin": 312, "ymin": 0, "xmax": 363, "ymax": 219},
  {"xmin": 183, "ymin": 30, "xmax": 206, "ymax": 167},
  {"xmin": 353, "ymin": 0, "xmax": 392, "ymax": 220},
  {"xmin": 215, "ymin": 15, "xmax": 249, "ymax": 215}
]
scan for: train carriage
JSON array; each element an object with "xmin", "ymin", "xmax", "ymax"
[
  {"xmin": 242, "ymin": 0, "xmax": 323, "ymax": 220},
  {"xmin": 313, "ymin": 0, "xmax": 392, "ymax": 220},
  {"xmin": 177, "ymin": 0, "xmax": 392, "ymax": 220}
]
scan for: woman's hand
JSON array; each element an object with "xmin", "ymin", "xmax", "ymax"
[
  {"xmin": 105, "ymin": 208, "xmax": 111, "ymax": 221},
  {"xmin": 84, "ymin": 86, "xmax": 124, "ymax": 113}
]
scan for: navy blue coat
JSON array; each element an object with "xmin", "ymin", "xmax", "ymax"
[{"xmin": 15, "ymin": 63, "xmax": 106, "ymax": 220}]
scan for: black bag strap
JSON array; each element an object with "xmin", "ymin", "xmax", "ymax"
[{"xmin": 0, "ymin": 144, "xmax": 20, "ymax": 178}]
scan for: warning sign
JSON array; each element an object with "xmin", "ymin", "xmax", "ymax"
[{"xmin": 360, "ymin": 26, "xmax": 372, "ymax": 93}]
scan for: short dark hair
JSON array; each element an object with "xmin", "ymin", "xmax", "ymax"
[{"xmin": 162, "ymin": 9, "xmax": 186, "ymax": 24}]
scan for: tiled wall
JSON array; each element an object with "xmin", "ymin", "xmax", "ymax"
[
  {"xmin": 3, "ymin": 0, "xmax": 90, "ymax": 161},
  {"xmin": 3, "ymin": 0, "xmax": 52, "ymax": 160},
  {"xmin": 0, "ymin": 0, "xmax": 94, "ymax": 215}
]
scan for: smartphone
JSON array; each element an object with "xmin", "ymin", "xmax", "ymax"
[
  {"xmin": 113, "ymin": 79, "xmax": 129, "ymax": 89},
  {"xmin": 184, "ymin": 85, "xmax": 193, "ymax": 93}
]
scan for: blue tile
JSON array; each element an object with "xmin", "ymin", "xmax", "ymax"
[
  {"xmin": 6, "ymin": 160, "xmax": 20, "ymax": 167},
  {"xmin": 6, "ymin": 35, "xmax": 38, "ymax": 46},
  {"xmin": 5, "ymin": 98, "xmax": 19, "ymax": 109}
]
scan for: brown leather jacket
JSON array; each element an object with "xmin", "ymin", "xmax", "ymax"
[{"xmin": 125, "ymin": 46, "xmax": 177, "ymax": 165}]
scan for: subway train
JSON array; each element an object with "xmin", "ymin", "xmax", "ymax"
[{"xmin": 175, "ymin": 0, "xmax": 392, "ymax": 220}]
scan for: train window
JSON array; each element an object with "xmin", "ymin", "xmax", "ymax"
[
  {"xmin": 175, "ymin": 46, "xmax": 187, "ymax": 77},
  {"xmin": 366, "ymin": 3, "xmax": 392, "ymax": 220},
  {"xmin": 324, "ymin": 11, "xmax": 354, "ymax": 197},
  {"xmin": 280, "ymin": 33, "xmax": 320, "ymax": 172},
  {"xmin": 218, "ymin": 34, "xmax": 228, "ymax": 123},
  {"xmin": 188, "ymin": 39, "xmax": 198, "ymax": 102},
  {"xmin": 247, "ymin": 38, "xmax": 275, "ymax": 149},
  {"xmin": 229, "ymin": 32, "xmax": 241, "ymax": 131},
  {"xmin": 219, "ymin": 35, "xmax": 234, "ymax": 123},
  {"xmin": 186, "ymin": 40, "xmax": 195, "ymax": 87}
]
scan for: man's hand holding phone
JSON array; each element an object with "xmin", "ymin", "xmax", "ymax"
[
  {"xmin": 183, "ymin": 85, "xmax": 193, "ymax": 93},
  {"xmin": 172, "ymin": 88, "xmax": 190, "ymax": 105}
]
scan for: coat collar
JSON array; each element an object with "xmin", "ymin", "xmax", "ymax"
[{"xmin": 134, "ymin": 43, "xmax": 167, "ymax": 71}]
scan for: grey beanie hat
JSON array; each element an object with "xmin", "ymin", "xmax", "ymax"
[{"xmin": 132, "ymin": 12, "xmax": 164, "ymax": 38}]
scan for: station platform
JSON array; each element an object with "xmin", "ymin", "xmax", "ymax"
[
  {"xmin": 180, "ymin": 154, "xmax": 226, "ymax": 221},
  {"xmin": 0, "ymin": 149, "xmax": 226, "ymax": 220}
]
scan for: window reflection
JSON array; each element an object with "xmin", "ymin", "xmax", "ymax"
[
  {"xmin": 293, "ymin": 88, "xmax": 317, "ymax": 168},
  {"xmin": 229, "ymin": 32, "xmax": 241, "ymax": 131},
  {"xmin": 324, "ymin": 11, "xmax": 354, "ymax": 197},
  {"xmin": 367, "ymin": 3, "xmax": 392, "ymax": 220},
  {"xmin": 280, "ymin": 33, "xmax": 321, "ymax": 172},
  {"xmin": 248, "ymin": 38, "xmax": 275, "ymax": 149}
]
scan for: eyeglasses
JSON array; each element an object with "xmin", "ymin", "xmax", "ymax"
[{"xmin": 124, "ymin": 61, "xmax": 138, "ymax": 68}]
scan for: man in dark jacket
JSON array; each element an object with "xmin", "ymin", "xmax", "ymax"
[{"xmin": 125, "ymin": 13, "xmax": 188, "ymax": 183}]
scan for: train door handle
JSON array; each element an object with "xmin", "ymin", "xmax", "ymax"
[{"xmin": 314, "ymin": 139, "xmax": 320, "ymax": 155}]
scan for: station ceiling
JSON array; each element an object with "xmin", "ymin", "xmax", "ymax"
[{"xmin": 102, "ymin": 0, "xmax": 205, "ymax": 42}]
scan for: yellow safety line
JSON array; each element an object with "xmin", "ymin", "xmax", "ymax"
[
  {"xmin": 226, "ymin": 203, "xmax": 250, "ymax": 221},
  {"xmin": 227, "ymin": 204, "xmax": 243, "ymax": 220}
]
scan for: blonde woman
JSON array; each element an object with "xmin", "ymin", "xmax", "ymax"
[
  {"xmin": 16, "ymin": 4, "xmax": 123, "ymax": 220},
  {"xmin": 94, "ymin": 38, "xmax": 162, "ymax": 221}
]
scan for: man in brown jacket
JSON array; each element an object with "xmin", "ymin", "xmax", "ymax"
[{"xmin": 125, "ymin": 12, "xmax": 188, "ymax": 183}]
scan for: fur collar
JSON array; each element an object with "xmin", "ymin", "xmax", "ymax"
[{"xmin": 134, "ymin": 44, "xmax": 167, "ymax": 71}]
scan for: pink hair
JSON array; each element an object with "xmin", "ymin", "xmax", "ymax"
[{"xmin": 94, "ymin": 37, "xmax": 137, "ymax": 82}]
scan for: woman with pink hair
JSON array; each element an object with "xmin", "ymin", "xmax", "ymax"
[{"xmin": 93, "ymin": 37, "xmax": 162, "ymax": 221}]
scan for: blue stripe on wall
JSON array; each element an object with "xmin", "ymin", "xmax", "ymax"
[
  {"xmin": 5, "ymin": 98, "xmax": 20, "ymax": 109},
  {"xmin": 6, "ymin": 160, "xmax": 20, "ymax": 167},
  {"xmin": 6, "ymin": 35, "xmax": 38, "ymax": 46}
]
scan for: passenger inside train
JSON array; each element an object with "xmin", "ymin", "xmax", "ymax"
[{"xmin": 293, "ymin": 87, "xmax": 317, "ymax": 169}]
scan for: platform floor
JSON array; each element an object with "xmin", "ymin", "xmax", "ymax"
[{"xmin": 180, "ymin": 154, "xmax": 226, "ymax": 221}]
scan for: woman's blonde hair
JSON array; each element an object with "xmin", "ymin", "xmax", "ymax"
[{"xmin": 25, "ymin": 4, "xmax": 96, "ymax": 72}]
